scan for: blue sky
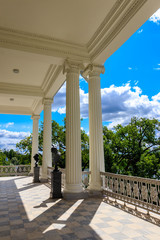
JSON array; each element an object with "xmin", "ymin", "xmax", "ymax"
[{"xmin": 0, "ymin": 9, "xmax": 160, "ymax": 150}]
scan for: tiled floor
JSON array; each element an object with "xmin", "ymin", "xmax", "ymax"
[{"xmin": 0, "ymin": 176, "xmax": 160, "ymax": 240}]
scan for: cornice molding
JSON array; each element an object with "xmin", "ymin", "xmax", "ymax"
[
  {"xmin": 87, "ymin": 0, "xmax": 128, "ymax": 52},
  {"xmin": 0, "ymin": 0, "xmax": 148, "ymax": 65},
  {"xmin": 32, "ymin": 99, "xmax": 41, "ymax": 112},
  {"xmin": 41, "ymin": 64, "xmax": 57, "ymax": 93},
  {"xmin": 32, "ymin": 99, "xmax": 43, "ymax": 116},
  {"xmin": 42, "ymin": 65, "xmax": 63, "ymax": 96},
  {"xmin": 0, "ymin": 27, "xmax": 90, "ymax": 62},
  {"xmin": 87, "ymin": 0, "xmax": 147, "ymax": 61},
  {"xmin": 0, "ymin": 82, "xmax": 43, "ymax": 97}
]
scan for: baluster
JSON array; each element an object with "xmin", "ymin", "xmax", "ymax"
[
  {"xmin": 151, "ymin": 185, "xmax": 158, "ymax": 205},
  {"xmin": 141, "ymin": 183, "xmax": 148, "ymax": 202},
  {"xmin": 109, "ymin": 178, "xmax": 113, "ymax": 191},
  {"xmin": 114, "ymin": 178, "xmax": 118, "ymax": 193},
  {"xmin": 120, "ymin": 179, "xmax": 124, "ymax": 195},
  {"xmin": 126, "ymin": 180, "xmax": 131, "ymax": 197},
  {"xmin": 133, "ymin": 181, "xmax": 139, "ymax": 199}
]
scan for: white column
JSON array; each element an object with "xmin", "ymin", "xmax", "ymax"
[
  {"xmin": 41, "ymin": 98, "xmax": 53, "ymax": 180},
  {"xmin": 83, "ymin": 64, "xmax": 105, "ymax": 191},
  {"xmin": 30, "ymin": 115, "xmax": 40, "ymax": 174},
  {"xmin": 63, "ymin": 60, "xmax": 83, "ymax": 194}
]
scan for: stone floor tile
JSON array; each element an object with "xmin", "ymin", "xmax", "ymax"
[
  {"xmin": 0, "ymin": 237, "xmax": 11, "ymax": 240},
  {"xmin": 0, "ymin": 176, "xmax": 160, "ymax": 240}
]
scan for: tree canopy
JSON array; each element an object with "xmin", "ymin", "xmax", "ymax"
[
  {"xmin": 103, "ymin": 117, "xmax": 160, "ymax": 178},
  {"xmin": 1, "ymin": 117, "xmax": 160, "ymax": 179}
]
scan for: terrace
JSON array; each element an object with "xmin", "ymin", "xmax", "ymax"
[
  {"xmin": 0, "ymin": 166, "xmax": 160, "ymax": 239},
  {"xmin": 1, "ymin": 1, "xmax": 160, "ymax": 239},
  {"xmin": 0, "ymin": 175, "xmax": 160, "ymax": 240}
]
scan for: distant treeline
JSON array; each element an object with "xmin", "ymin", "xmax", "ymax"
[{"xmin": 1, "ymin": 117, "xmax": 160, "ymax": 179}]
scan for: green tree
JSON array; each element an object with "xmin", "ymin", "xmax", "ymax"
[
  {"xmin": 81, "ymin": 129, "xmax": 89, "ymax": 171},
  {"xmin": 10, "ymin": 157, "xmax": 19, "ymax": 165},
  {"xmin": 16, "ymin": 136, "xmax": 32, "ymax": 155},
  {"xmin": 0, "ymin": 151, "xmax": 7, "ymax": 165},
  {"xmin": 103, "ymin": 126, "xmax": 115, "ymax": 172},
  {"xmin": 103, "ymin": 117, "xmax": 160, "ymax": 177},
  {"xmin": 16, "ymin": 119, "xmax": 90, "ymax": 170}
]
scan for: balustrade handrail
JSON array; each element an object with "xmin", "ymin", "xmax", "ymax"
[
  {"xmin": 47, "ymin": 167, "xmax": 90, "ymax": 188},
  {"xmin": 100, "ymin": 171, "xmax": 160, "ymax": 214},
  {"xmin": 0, "ymin": 165, "xmax": 31, "ymax": 176},
  {"xmin": 0, "ymin": 165, "xmax": 31, "ymax": 168},
  {"xmin": 100, "ymin": 171, "xmax": 160, "ymax": 185}
]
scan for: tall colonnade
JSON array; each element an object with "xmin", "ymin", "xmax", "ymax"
[{"xmin": 31, "ymin": 60, "xmax": 105, "ymax": 198}]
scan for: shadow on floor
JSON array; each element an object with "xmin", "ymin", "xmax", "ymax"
[{"xmin": 0, "ymin": 176, "xmax": 102, "ymax": 240}]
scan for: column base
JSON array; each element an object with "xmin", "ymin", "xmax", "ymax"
[
  {"xmin": 88, "ymin": 189, "xmax": 103, "ymax": 198},
  {"xmin": 88, "ymin": 180, "xmax": 102, "ymax": 192},
  {"xmin": 40, "ymin": 176, "xmax": 48, "ymax": 183},
  {"xmin": 64, "ymin": 183, "xmax": 83, "ymax": 193},
  {"xmin": 63, "ymin": 190, "xmax": 88, "ymax": 200}
]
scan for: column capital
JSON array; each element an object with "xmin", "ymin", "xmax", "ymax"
[
  {"xmin": 82, "ymin": 64, "xmax": 105, "ymax": 79},
  {"xmin": 31, "ymin": 114, "xmax": 40, "ymax": 120},
  {"xmin": 63, "ymin": 59, "xmax": 84, "ymax": 74},
  {"xmin": 43, "ymin": 98, "xmax": 53, "ymax": 105}
]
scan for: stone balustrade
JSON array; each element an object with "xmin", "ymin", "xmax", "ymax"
[
  {"xmin": 100, "ymin": 171, "xmax": 160, "ymax": 214},
  {"xmin": 47, "ymin": 167, "xmax": 90, "ymax": 188},
  {"xmin": 0, "ymin": 165, "xmax": 31, "ymax": 176}
]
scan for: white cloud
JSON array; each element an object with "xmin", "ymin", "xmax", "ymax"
[
  {"xmin": 101, "ymin": 84, "xmax": 160, "ymax": 129},
  {"xmin": 52, "ymin": 81, "xmax": 160, "ymax": 131},
  {"xmin": 128, "ymin": 67, "xmax": 138, "ymax": 71},
  {"xmin": 153, "ymin": 63, "xmax": 160, "ymax": 70},
  {"xmin": 152, "ymin": 92, "xmax": 160, "ymax": 102},
  {"xmin": 138, "ymin": 29, "xmax": 143, "ymax": 34},
  {"xmin": 0, "ymin": 129, "xmax": 30, "ymax": 150},
  {"xmin": 134, "ymin": 80, "xmax": 139, "ymax": 85},
  {"xmin": 52, "ymin": 83, "xmax": 66, "ymax": 113},
  {"xmin": 52, "ymin": 82, "xmax": 89, "ymax": 118},
  {"xmin": 5, "ymin": 122, "xmax": 14, "ymax": 128},
  {"xmin": 58, "ymin": 107, "xmax": 66, "ymax": 114},
  {"xmin": 154, "ymin": 68, "xmax": 160, "ymax": 71},
  {"xmin": 133, "ymin": 86, "xmax": 142, "ymax": 95},
  {"xmin": 149, "ymin": 8, "xmax": 160, "ymax": 24}
]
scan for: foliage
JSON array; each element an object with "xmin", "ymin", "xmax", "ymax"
[
  {"xmin": 16, "ymin": 136, "xmax": 32, "ymax": 156},
  {"xmin": 0, "ymin": 148, "xmax": 31, "ymax": 165},
  {"xmin": 0, "ymin": 151, "xmax": 7, "ymax": 165},
  {"xmin": 103, "ymin": 117, "xmax": 160, "ymax": 178},
  {"xmin": 81, "ymin": 129, "xmax": 89, "ymax": 171},
  {"xmin": 15, "ymin": 119, "xmax": 89, "ymax": 169},
  {"xmin": 1, "ymin": 117, "xmax": 160, "ymax": 179}
]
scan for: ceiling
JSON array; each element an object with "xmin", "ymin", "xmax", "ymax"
[
  {"xmin": 0, "ymin": 0, "xmax": 159, "ymax": 116},
  {"xmin": 0, "ymin": 0, "xmax": 116, "ymax": 45}
]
